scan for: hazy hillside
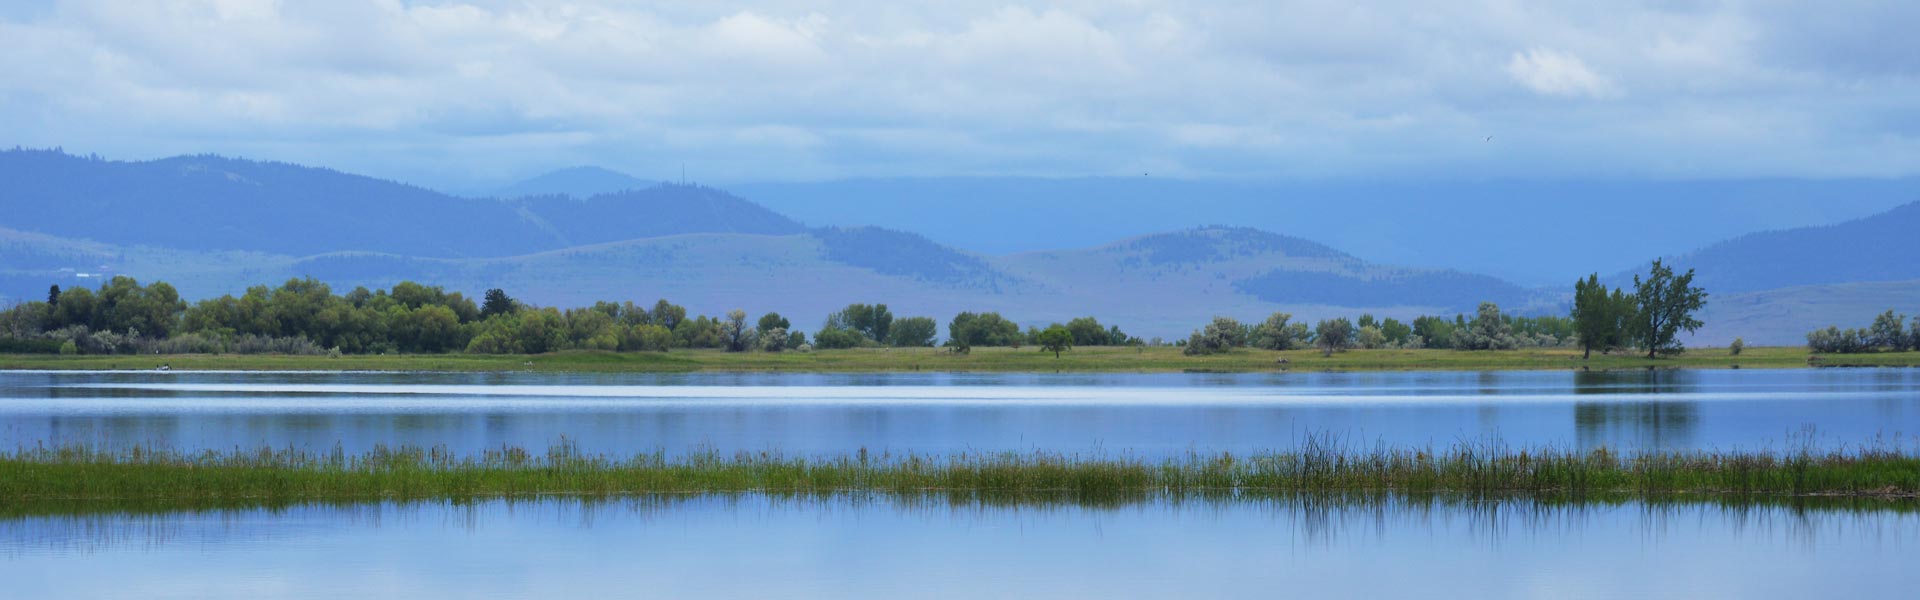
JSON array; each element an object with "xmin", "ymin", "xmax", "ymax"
[
  {"xmin": 0, "ymin": 150, "xmax": 805, "ymax": 258},
  {"xmin": 4, "ymin": 149, "xmax": 1906, "ymax": 343},
  {"xmin": 491, "ymin": 166, "xmax": 655, "ymax": 199},
  {"xmin": 506, "ymin": 186, "xmax": 806, "ymax": 247},
  {"xmin": 1692, "ymin": 279, "xmax": 1920, "ymax": 346},
  {"xmin": 1654, "ymin": 201, "xmax": 1920, "ymax": 294},
  {"xmin": 732, "ymin": 177, "xmax": 1917, "ymax": 286},
  {"xmin": 0, "ymin": 149, "xmax": 546, "ymax": 257}
]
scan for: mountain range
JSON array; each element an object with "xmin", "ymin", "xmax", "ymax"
[{"xmin": 1, "ymin": 149, "xmax": 1915, "ymax": 345}]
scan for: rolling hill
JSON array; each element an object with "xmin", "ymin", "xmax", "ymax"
[
  {"xmin": 0, "ymin": 150, "xmax": 805, "ymax": 257},
  {"xmin": 1653, "ymin": 201, "xmax": 1920, "ymax": 294}
]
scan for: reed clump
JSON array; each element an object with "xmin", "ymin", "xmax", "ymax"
[{"xmin": 3, "ymin": 439, "xmax": 1916, "ymax": 508}]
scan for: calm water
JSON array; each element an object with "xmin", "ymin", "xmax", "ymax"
[
  {"xmin": 3, "ymin": 495, "xmax": 1917, "ymax": 599},
  {"xmin": 4, "ymin": 368, "xmax": 1919, "ymax": 598},
  {"xmin": 2, "ymin": 368, "xmax": 1918, "ymax": 456}
]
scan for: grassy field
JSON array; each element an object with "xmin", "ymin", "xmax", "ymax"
[
  {"xmin": 2, "ymin": 345, "xmax": 1917, "ymax": 373},
  {"xmin": 3, "ymin": 441, "xmax": 1915, "ymax": 515}
]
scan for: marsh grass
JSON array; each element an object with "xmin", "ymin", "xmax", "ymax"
[{"xmin": 4, "ymin": 436, "xmax": 1916, "ymax": 514}]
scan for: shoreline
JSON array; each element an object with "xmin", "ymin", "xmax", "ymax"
[{"xmin": 2, "ymin": 346, "xmax": 1917, "ymax": 374}]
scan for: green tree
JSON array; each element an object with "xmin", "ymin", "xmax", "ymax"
[
  {"xmin": 651, "ymin": 299, "xmax": 686, "ymax": 330},
  {"xmin": 1452, "ymin": 302, "xmax": 1518, "ymax": 351},
  {"xmin": 758, "ymin": 327, "xmax": 788, "ymax": 352},
  {"xmin": 1183, "ymin": 316, "xmax": 1246, "ymax": 356},
  {"xmin": 1380, "ymin": 318, "xmax": 1412, "ymax": 347},
  {"xmin": 47, "ymin": 285, "xmax": 60, "ymax": 306},
  {"xmin": 1571, "ymin": 274, "xmax": 1636, "ymax": 359},
  {"xmin": 619, "ymin": 324, "xmax": 675, "ymax": 352},
  {"xmin": 1315, "ymin": 318, "xmax": 1354, "ymax": 357},
  {"xmin": 1065, "ymin": 317, "xmax": 1111, "ymax": 346},
  {"xmin": 481, "ymin": 288, "xmax": 517, "ymax": 319},
  {"xmin": 1037, "ymin": 324, "xmax": 1073, "ymax": 358},
  {"xmin": 1357, "ymin": 314, "xmax": 1378, "ymax": 330},
  {"xmin": 1357, "ymin": 325, "xmax": 1387, "ymax": 349},
  {"xmin": 1869, "ymin": 310, "xmax": 1908, "ymax": 350},
  {"xmin": 722, "ymin": 309, "xmax": 753, "ymax": 352},
  {"xmin": 562, "ymin": 307, "xmax": 619, "ymax": 350},
  {"xmin": 1411, "ymin": 316, "xmax": 1456, "ymax": 349},
  {"xmin": 948, "ymin": 311, "xmax": 1021, "ymax": 347},
  {"xmin": 826, "ymin": 303, "xmax": 893, "ymax": 343},
  {"xmin": 1250, "ymin": 312, "xmax": 1302, "ymax": 350},
  {"xmin": 1631, "ymin": 259, "xmax": 1708, "ymax": 358},
  {"xmin": 812, "ymin": 326, "xmax": 866, "ymax": 349},
  {"xmin": 887, "ymin": 316, "xmax": 938, "ymax": 347},
  {"xmin": 757, "ymin": 312, "xmax": 790, "ymax": 334}
]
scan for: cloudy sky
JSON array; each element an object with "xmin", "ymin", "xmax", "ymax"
[{"xmin": 2, "ymin": 0, "xmax": 1917, "ymax": 188}]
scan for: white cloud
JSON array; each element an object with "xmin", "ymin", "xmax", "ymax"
[
  {"xmin": 0, "ymin": 1, "xmax": 1916, "ymax": 186},
  {"xmin": 1506, "ymin": 48, "xmax": 1618, "ymax": 99}
]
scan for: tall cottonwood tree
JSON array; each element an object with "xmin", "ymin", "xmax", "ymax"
[
  {"xmin": 1571, "ymin": 273, "xmax": 1636, "ymax": 359},
  {"xmin": 1631, "ymin": 259, "xmax": 1708, "ymax": 358}
]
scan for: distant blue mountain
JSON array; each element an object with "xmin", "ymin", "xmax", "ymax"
[
  {"xmin": 729, "ymin": 177, "xmax": 1917, "ymax": 286},
  {"xmin": 0, "ymin": 149, "xmax": 541, "ymax": 257},
  {"xmin": 510, "ymin": 186, "xmax": 806, "ymax": 247},
  {"xmin": 810, "ymin": 226, "xmax": 1004, "ymax": 287},
  {"xmin": 1651, "ymin": 201, "xmax": 1920, "ymax": 294},
  {"xmin": 0, "ymin": 150, "xmax": 801, "ymax": 257},
  {"xmin": 4, "ymin": 148, "xmax": 1913, "ymax": 344},
  {"xmin": 492, "ymin": 166, "xmax": 656, "ymax": 199}
]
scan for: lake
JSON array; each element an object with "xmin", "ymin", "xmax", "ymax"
[
  {"xmin": 2, "ymin": 368, "xmax": 1917, "ymax": 457},
  {"xmin": 3, "ymin": 367, "xmax": 1917, "ymax": 598}
]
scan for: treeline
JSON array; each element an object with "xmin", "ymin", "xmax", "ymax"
[
  {"xmin": 0, "ymin": 277, "xmax": 1139, "ymax": 356},
  {"xmin": 1807, "ymin": 310, "xmax": 1920, "ymax": 354},
  {"xmin": 1179, "ymin": 260, "xmax": 1709, "ymax": 359},
  {"xmin": 1177, "ymin": 303, "xmax": 1579, "ymax": 357},
  {"xmin": 0, "ymin": 261, "xmax": 1711, "ymax": 359}
]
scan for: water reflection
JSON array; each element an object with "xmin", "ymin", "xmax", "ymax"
[
  {"xmin": 2, "ymin": 369, "xmax": 1917, "ymax": 457},
  {"xmin": 3, "ymin": 494, "xmax": 1916, "ymax": 600},
  {"xmin": 6, "ymin": 493, "xmax": 1916, "ymax": 555}
]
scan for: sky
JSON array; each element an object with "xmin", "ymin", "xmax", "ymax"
[{"xmin": 3, "ymin": 0, "xmax": 1919, "ymax": 189}]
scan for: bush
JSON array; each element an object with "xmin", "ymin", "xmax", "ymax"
[
  {"xmin": 812, "ymin": 327, "xmax": 866, "ymax": 350},
  {"xmin": 1807, "ymin": 326, "xmax": 1871, "ymax": 354},
  {"xmin": 1869, "ymin": 310, "xmax": 1909, "ymax": 350},
  {"xmin": 0, "ymin": 338, "xmax": 63, "ymax": 354},
  {"xmin": 1729, "ymin": 337, "xmax": 1744, "ymax": 356},
  {"xmin": 1183, "ymin": 317, "xmax": 1245, "ymax": 356},
  {"xmin": 1250, "ymin": 313, "xmax": 1303, "ymax": 350},
  {"xmin": 1451, "ymin": 302, "xmax": 1518, "ymax": 351},
  {"xmin": 759, "ymin": 327, "xmax": 789, "ymax": 352},
  {"xmin": 1315, "ymin": 318, "xmax": 1355, "ymax": 356},
  {"xmin": 1809, "ymin": 309, "xmax": 1915, "ymax": 353}
]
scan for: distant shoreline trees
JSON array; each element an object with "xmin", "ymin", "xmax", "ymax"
[
  {"xmin": 0, "ymin": 261, "xmax": 1733, "ymax": 358},
  {"xmin": 1809, "ymin": 310, "xmax": 1917, "ymax": 354}
]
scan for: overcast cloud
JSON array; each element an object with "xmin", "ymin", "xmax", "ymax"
[{"xmin": 2, "ymin": 0, "xmax": 1917, "ymax": 187}]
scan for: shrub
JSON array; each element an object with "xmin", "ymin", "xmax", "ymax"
[
  {"xmin": 1183, "ymin": 316, "xmax": 1245, "ymax": 356},
  {"xmin": 1315, "ymin": 318, "xmax": 1355, "ymax": 357},
  {"xmin": 1729, "ymin": 338, "xmax": 1744, "ymax": 356},
  {"xmin": 1807, "ymin": 326, "xmax": 1871, "ymax": 354}
]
